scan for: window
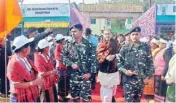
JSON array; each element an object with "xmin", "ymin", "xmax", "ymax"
[
  {"xmin": 106, "ymin": 19, "xmax": 111, "ymax": 26},
  {"xmin": 173, "ymin": 6, "xmax": 176, "ymax": 12},
  {"xmin": 90, "ymin": 18, "xmax": 96, "ymax": 24}
]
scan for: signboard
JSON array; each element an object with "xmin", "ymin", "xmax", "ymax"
[
  {"xmin": 157, "ymin": 4, "xmax": 176, "ymax": 15},
  {"xmin": 158, "ymin": 25, "xmax": 175, "ymax": 34},
  {"xmin": 21, "ymin": 4, "xmax": 70, "ymax": 17},
  {"xmin": 24, "ymin": 22, "xmax": 69, "ymax": 28}
]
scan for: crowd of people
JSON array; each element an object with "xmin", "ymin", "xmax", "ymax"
[{"xmin": 0, "ymin": 23, "xmax": 175, "ymax": 102}]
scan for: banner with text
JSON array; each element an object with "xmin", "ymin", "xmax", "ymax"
[{"xmin": 21, "ymin": 4, "xmax": 70, "ymax": 17}]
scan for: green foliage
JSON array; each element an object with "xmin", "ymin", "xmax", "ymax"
[
  {"xmin": 111, "ymin": 19, "xmax": 125, "ymax": 29},
  {"xmin": 111, "ymin": 19, "xmax": 129, "ymax": 34}
]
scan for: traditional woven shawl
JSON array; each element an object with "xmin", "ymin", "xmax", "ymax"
[
  {"xmin": 7, "ymin": 54, "xmax": 39, "ymax": 102},
  {"xmin": 55, "ymin": 43, "xmax": 67, "ymax": 71},
  {"xmin": 96, "ymin": 40, "xmax": 111, "ymax": 63}
]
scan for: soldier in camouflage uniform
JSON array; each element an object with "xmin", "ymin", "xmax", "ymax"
[
  {"xmin": 118, "ymin": 27, "xmax": 154, "ymax": 102},
  {"xmin": 62, "ymin": 24, "xmax": 97, "ymax": 102}
]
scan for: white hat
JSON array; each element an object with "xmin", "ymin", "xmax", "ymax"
[
  {"xmin": 12, "ymin": 35, "xmax": 34, "ymax": 51},
  {"xmin": 55, "ymin": 34, "xmax": 65, "ymax": 41},
  {"xmin": 37, "ymin": 39, "xmax": 49, "ymax": 49},
  {"xmin": 151, "ymin": 38, "xmax": 159, "ymax": 45},
  {"xmin": 46, "ymin": 36, "xmax": 53, "ymax": 42},
  {"xmin": 160, "ymin": 38, "xmax": 168, "ymax": 44}
]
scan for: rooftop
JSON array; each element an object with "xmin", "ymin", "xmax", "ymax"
[{"xmin": 79, "ymin": 3, "xmax": 144, "ymax": 13}]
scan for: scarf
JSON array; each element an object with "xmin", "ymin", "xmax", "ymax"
[
  {"xmin": 96, "ymin": 40, "xmax": 111, "ymax": 63},
  {"xmin": 34, "ymin": 52, "xmax": 58, "ymax": 90},
  {"xmin": 55, "ymin": 43, "xmax": 67, "ymax": 71},
  {"xmin": 7, "ymin": 54, "xmax": 39, "ymax": 102}
]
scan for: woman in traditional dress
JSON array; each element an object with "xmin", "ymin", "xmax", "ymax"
[
  {"xmin": 151, "ymin": 37, "xmax": 160, "ymax": 57},
  {"xmin": 143, "ymin": 37, "xmax": 160, "ymax": 101},
  {"xmin": 34, "ymin": 39, "xmax": 58, "ymax": 102},
  {"xmin": 154, "ymin": 37, "xmax": 168, "ymax": 102},
  {"xmin": 55, "ymin": 34, "xmax": 70, "ymax": 102},
  {"xmin": 165, "ymin": 40, "xmax": 176, "ymax": 102},
  {"xmin": 7, "ymin": 35, "xmax": 43, "ymax": 102}
]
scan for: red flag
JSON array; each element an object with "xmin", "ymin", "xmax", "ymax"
[
  {"xmin": 0, "ymin": 0, "xmax": 22, "ymax": 39},
  {"xmin": 70, "ymin": 4, "xmax": 90, "ymax": 31}
]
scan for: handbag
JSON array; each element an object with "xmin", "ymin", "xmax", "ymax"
[{"xmin": 166, "ymin": 83, "xmax": 175, "ymax": 102}]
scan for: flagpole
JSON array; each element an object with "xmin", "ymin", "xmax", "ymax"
[
  {"xmin": 4, "ymin": 35, "xmax": 8, "ymax": 101},
  {"xmin": 69, "ymin": 0, "xmax": 71, "ymax": 35},
  {"xmin": 4, "ymin": 0, "xmax": 8, "ymax": 101},
  {"xmin": 21, "ymin": 0, "xmax": 24, "ymax": 35}
]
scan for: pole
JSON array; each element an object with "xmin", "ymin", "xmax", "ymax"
[
  {"xmin": 149, "ymin": 0, "xmax": 151, "ymax": 7},
  {"xmin": 4, "ymin": 35, "xmax": 8, "ymax": 102},
  {"xmin": 69, "ymin": 0, "xmax": 71, "ymax": 31},
  {"xmin": 21, "ymin": 21, "xmax": 24, "ymax": 35},
  {"xmin": 4, "ymin": 0, "xmax": 8, "ymax": 101},
  {"xmin": 20, "ymin": 0, "xmax": 24, "ymax": 35}
]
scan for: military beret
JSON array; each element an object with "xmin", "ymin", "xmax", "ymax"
[{"xmin": 129, "ymin": 27, "xmax": 141, "ymax": 34}]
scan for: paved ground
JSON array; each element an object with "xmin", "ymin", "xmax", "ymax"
[{"xmin": 0, "ymin": 97, "xmax": 9, "ymax": 102}]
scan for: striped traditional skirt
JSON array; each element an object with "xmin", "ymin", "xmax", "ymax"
[
  {"xmin": 143, "ymin": 76, "xmax": 154, "ymax": 96},
  {"xmin": 58, "ymin": 71, "xmax": 70, "ymax": 97},
  {"xmin": 154, "ymin": 75, "xmax": 167, "ymax": 102}
]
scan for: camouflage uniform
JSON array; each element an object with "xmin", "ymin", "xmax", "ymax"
[
  {"xmin": 62, "ymin": 37, "xmax": 97, "ymax": 102},
  {"xmin": 118, "ymin": 42, "xmax": 154, "ymax": 102}
]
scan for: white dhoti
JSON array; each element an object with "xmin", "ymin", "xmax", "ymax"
[{"xmin": 98, "ymin": 71, "xmax": 120, "ymax": 102}]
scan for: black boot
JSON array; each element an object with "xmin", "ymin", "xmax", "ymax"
[
  {"xmin": 112, "ymin": 96, "xmax": 116, "ymax": 102},
  {"xmin": 63, "ymin": 98, "xmax": 70, "ymax": 102}
]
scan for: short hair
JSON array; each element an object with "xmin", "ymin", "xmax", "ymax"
[
  {"xmin": 167, "ymin": 32, "xmax": 174, "ymax": 35},
  {"xmin": 70, "ymin": 24, "xmax": 83, "ymax": 31},
  {"xmin": 56, "ymin": 39, "xmax": 64, "ymax": 43},
  {"xmin": 36, "ymin": 47, "xmax": 45, "ymax": 53},
  {"xmin": 119, "ymin": 34, "xmax": 123, "ymax": 36},
  {"xmin": 85, "ymin": 28, "xmax": 92, "ymax": 35},
  {"xmin": 27, "ymin": 27, "xmax": 38, "ymax": 35},
  {"xmin": 14, "ymin": 43, "xmax": 30, "ymax": 53},
  {"xmin": 103, "ymin": 29, "xmax": 111, "ymax": 34}
]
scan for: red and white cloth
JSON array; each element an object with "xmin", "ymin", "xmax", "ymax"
[{"xmin": 132, "ymin": 4, "xmax": 156, "ymax": 37}]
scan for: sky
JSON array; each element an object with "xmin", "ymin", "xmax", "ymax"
[{"xmin": 23, "ymin": 0, "xmax": 99, "ymax": 4}]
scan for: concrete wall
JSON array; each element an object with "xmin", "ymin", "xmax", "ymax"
[{"xmin": 90, "ymin": 18, "xmax": 111, "ymax": 35}]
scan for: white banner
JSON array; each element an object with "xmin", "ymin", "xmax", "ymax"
[
  {"xmin": 157, "ymin": 4, "xmax": 176, "ymax": 15},
  {"xmin": 21, "ymin": 4, "xmax": 70, "ymax": 17}
]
